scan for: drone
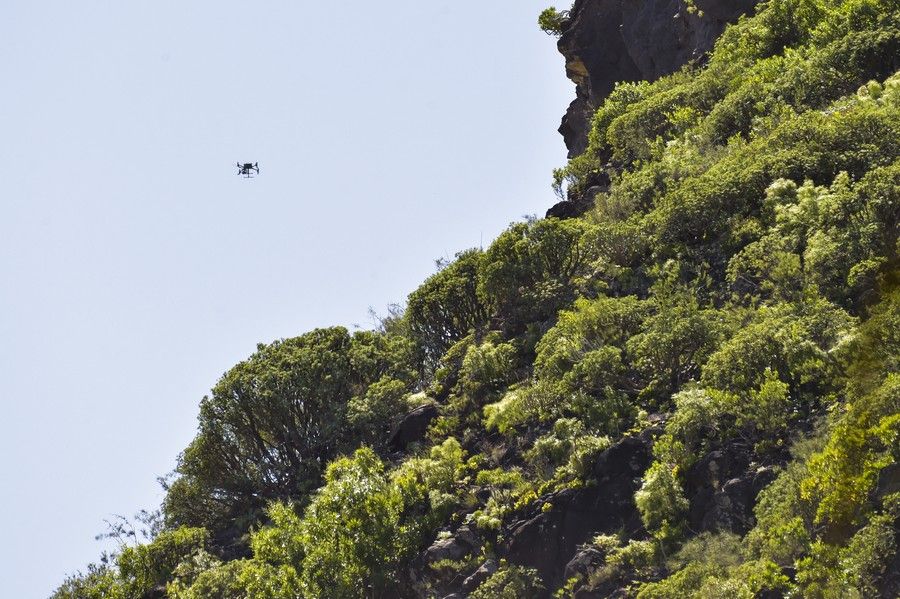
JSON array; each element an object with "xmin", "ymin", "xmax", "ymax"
[{"xmin": 237, "ymin": 162, "xmax": 259, "ymax": 178}]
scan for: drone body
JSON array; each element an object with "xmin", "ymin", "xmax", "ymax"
[{"xmin": 237, "ymin": 162, "xmax": 259, "ymax": 178}]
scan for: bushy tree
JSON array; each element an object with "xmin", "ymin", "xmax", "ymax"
[
  {"xmin": 165, "ymin": 328, "xmax": 355, "ymax": 536},
  {"xmin": 470, "ymin": 564, "xmax": 545, "ymax": 598},
  {"xmin": 535, "ymin": 295, "xmax": 650, "ymax": 381},
  {"xmin": 407, "ymin": 249, "xmax": 488, "ymax": 366},
  {"xmin": 479, "ymin": 218, "xmax": 600, "ymax": 332},
  {"xmin": 296, "ymin": 448, "xmax": 405, "ymax": 597},
  {"xmin": 166, "ymin": 327, "xmax": 417, "ymax": 540},
  {"xmin": 347, "ymin": 377, "xmax": 410, "ymax": 447},
  {"xmin": 635, "ymin": 462, "xmax": 690, "ymax": 538},
  {"xmin": 457, "ymin": 339, "xmax": 518, "ymax": 400},
  {"xmin": 701, "ymin": 299, "xmax": 854, "ymax": 399},
  {"xmin": 117, "ymin": 527, "xmax": 208, "ymax": 597},
  {"xmin": 627, "ymin": 283, "xmax": 724, "ymax": 406},
  {"xmin": 51, "ymin": 565, "xmax": 123, "ymax": 599}
]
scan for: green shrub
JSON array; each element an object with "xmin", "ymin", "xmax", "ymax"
[
  {"xmin": 472, "ymin": 467, "xmax": 531, "ymax": 529},
  {"xmin": 458, "ymin": 339, "xmax": 518, "ymax": 400},
  {"xmin": 841, "ymin": 505, "xmax": 899, "ymax": 595},
  {"xmin": 407, "ymin": 249, "xmax": 488, "ymax": 366},
  {"xmin": 347, "ymin": 377, "xmax": 411, "ymax": 446},
  {"xmin": 701, "ymin": 299, "xmax": 854, "ymax": 398},
  {"xmin": 51, "ymin": 565, "xmax": 123, "ymax": 599},
  {"xmin": 635, "ymin": 462, "xmax": 689, "ymax": 538},
  {"xmin": 525, "ymin": 418, "xmax": 586, "ymax": 477},
  {"xmin": 483, "ymin": 382, "xmax": 561, "ymax": 435},
  {"xmin": 297, "ymin": 448, "xmax": 405, "ymax": 597},
  {"xmin": 470, "ymin": 563, "xmax": 545, "ymax": 598},
  {"xmin": 118, "ymin": 527, "xmax": 209, "ymax": 597},
  {"xmin": 589, "ymin": 539, "xmax": 660, "ymax": 589},
  {"xmin": 525, "ymin": 418, "xmax": 611, "ymax": 481},
  {"xmin": 538, "ymin": 7, "xmax": 567, "ymax": 36},
  {"xmin": 801, "ymin": 374, "xmax": 900, "ymax": 535},
  {"xmin": 626, "ymin": 286, "xmax": 724, "ymax": 406},
  {"xmin": 479, "ymin": 218, "xmax": 601, "ymax": 332},
  {"xmin": 652, "ymin": 387, "xmax": 730, "ymax": 468},
  {"xmin": 168, "ymin": 559, "xmax": 246, "ymax": 599},
  {"xmin": 392, "ymin": 437, "xmax": 470, "ymax": 540},
  {"xmin": 535, "ymin": 296, "xmax": 649, "ymax": 381}
]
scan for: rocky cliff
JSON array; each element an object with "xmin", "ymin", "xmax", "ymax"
[{"xmin": 557, "ymin": 0, "xmax": 760, "ymax": 156}]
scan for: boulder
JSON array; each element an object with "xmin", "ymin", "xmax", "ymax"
[
  {"xmin": 461, "ymin": 559, "xmax": 498, "ymax": 593},
  {"xmin": 388, "ymin": 403, "xmax": 438, "ymax": 452},
  {"xmin": 563, "ymin": 546, "xmax": 607, "ymax": 582},
  {"xmin": 546, "ymin": 200, "xmax": 582, "ymax": 220},
  {"xmin": 425, "ymin": 525, "xmax": 481, "ymax": 564},
  {"xmin": 685, "ymin": 446, "xmax": 747, "ymax": 532},
  {"xmin": 426, "ymin": 537, "xmax": 472, "ymax": 564},
  {"xmin": 546, "ymin": 181, "xmax": 610, "ymax": 220}
]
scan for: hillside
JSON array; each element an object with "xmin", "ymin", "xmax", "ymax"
[{"xmin": 54, "ymin": 0, "xmax": 900, "ymax": 597}]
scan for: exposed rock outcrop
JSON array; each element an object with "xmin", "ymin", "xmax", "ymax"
[
  {"xmin": 546, "ymin": 174, "xmax": 611, "ymax": 219},
  {"xmin": 424, "ymin": 525, "xmax": 481, "ymax": 564},
  {"xmin": 557, "ymin": 0, "xmax": 760, "ymax": 157},
  {"xmin": 684, "ymin": 443, "xmax": 779, "ymax": 534},
  {"xmin": 461, "ymin": 559, "xmax": 498, "ymax": 594},
  {"xmin": 388, "ymin": 404, "xmax": 438, "ymax": 452},
  {"xmin": 563, "ymin": 546, "xmax": 607, "ymax": 585},
  {"xmin": 874, "ymin": 462, "xmax": 900, "ymax": 500},
  {"xmin": 419, "ymin": 525, "xmax": 484, "ymax": 597},
  {"xmin": 500, "ymin": 432, "xmax": 656, "ymax": 592},
  {"xmin": 546, "ymin": 199, "xmax": 583, "ymax": 220}
]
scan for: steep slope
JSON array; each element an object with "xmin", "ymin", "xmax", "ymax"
[{"xmin": 54, "ymin": 1, "xmax": 900, "ymax": 598}]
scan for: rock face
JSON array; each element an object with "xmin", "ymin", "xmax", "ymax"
[
  {"xmin": 557, "ymin": 0, "xmax": 760, "ymax": 157},
  {"xmin": 501, "ymin": 433, "xmax": 655, "ymax": 592},
  {"xmin": 684, "ymin": 442, "xmax": 778, "ymax": 535},
  {"xmin": 874, "ymin": 462, "xmax": 900, "ymax": 500}
]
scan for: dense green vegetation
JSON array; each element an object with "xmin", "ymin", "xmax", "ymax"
[{"xmin": 56, "ymin": 0, "xmax": 898, "ymax": 597}]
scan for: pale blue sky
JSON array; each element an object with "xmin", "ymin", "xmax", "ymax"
[{"xmin": 0, "ymin": 2, "xmax": 572, "ymax": 596}]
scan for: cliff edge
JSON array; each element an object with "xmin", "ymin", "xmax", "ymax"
[{"xmin": 557, "ymin": 0, "xmax": 759, "ymax": 156}]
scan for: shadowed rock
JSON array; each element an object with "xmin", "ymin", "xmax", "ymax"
[
  {"xmin": 557, "ymin": 0, "xmax": 760, "ymax": 157},
  {"xmin": 501, "ymin": 433, "xmax": 655, "ymax": 592},
  {"xmin": 461, "ymin": 559, "xmax": 498, "ymax": 593},
  {"xmin": 388, "ymin": 403, "xmax": 438, "ymax": 452},
  {"xmin": 685, "ymin": 443, "xmax": 778, "ymax": 534}
]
